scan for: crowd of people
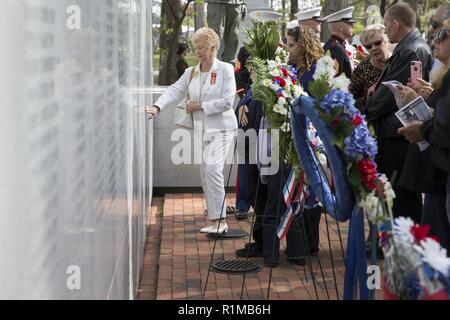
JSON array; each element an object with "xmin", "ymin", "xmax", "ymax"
[{"xmin": 146, "ymin": 2, "xmax": 450, "ymax": 267}]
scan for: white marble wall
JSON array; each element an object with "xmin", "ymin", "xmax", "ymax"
[{"xmin": 0, "ymin": 0, "xmax": 153, "ymax": 299}]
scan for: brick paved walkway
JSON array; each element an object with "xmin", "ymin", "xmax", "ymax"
[{"xmin": 138, "ymin": 194, "xmax": 383, "ymax": 300}]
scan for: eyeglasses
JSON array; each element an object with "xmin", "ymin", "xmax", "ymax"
[
  {"xmin": 435, "ymin": 29, "xmax": 448, "ymax": 43},
  {"xmin": 364, "ymin": 40, "xmax": 383, "ymax": 50}
]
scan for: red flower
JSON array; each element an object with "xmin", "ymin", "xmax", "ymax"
[
  {"xmin": 274, "ymin": 76, "xmax": 286, "ymax": 87},
  {"xmin": 357, "ymin": 160, "xmax": 378, "ymax": 191},
  {"xmin": 292, "ymin": 79, "xmax": 297, "ymax": 85},
  {"xmin": 410, "ymin": 224, "xmax": 431, "ymax": 242},
  {"xmin": 277, "ymin": 92, "xmax": 284, "ymax": 98},
  {"xmin": 281, "ymin": 68, "xmax": 289, "ymax": 77},
  {"xmin": 380, "ymin": 231, "xmax": 390, "ymax": 246},
  {"xmin": 357, "ymin": 45, "xmax": 365, "ymax": 54},
  {"xmin": 331, "ymin": 116, "xmax": 341, "ymax": 129},
  {"xmin": 352, "ymin": 115, "xmax": 363, "ymax": 127},
  {"xmin": 346, "ymin": 50, "xmax": 352, "ymax": 57}
]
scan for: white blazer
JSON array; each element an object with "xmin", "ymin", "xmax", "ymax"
[{"xmin": 154, "ymin": 57, "xmax": 238, "ymax": 132}]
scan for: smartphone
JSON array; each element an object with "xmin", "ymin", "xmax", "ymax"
[{"xmin": 410, "ymin": 61, "xmax": 423, "ymax": 87}]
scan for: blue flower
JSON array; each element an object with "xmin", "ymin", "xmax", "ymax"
[
  {"xmin": 344, "ymin": 124, "xmax": 378, "ymax": 160},
  {"xmin": 320, "ymin": 89, "xmax": 357, "ymax": 115}
]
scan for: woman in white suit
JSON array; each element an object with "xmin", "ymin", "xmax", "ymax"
[{"xmin": 146, "ymin": 27, "xmax": 237, "ymax": 234}]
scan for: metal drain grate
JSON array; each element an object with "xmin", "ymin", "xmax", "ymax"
[
  {"xmin": 211, "ymin": 260, "xmax": 260, "ymax": 274},
  {"xmin": 207, "ymin": 229, "xmax": 247, "ymax": 239}
]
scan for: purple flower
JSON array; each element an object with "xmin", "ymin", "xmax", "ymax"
[{"xmin": 344, "ymin": 124, "xmax": 378, "ymax": 160}]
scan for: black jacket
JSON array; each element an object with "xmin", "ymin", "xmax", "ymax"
[
  {"xmin": 235, "ymin": 46, "xmax": 251, "ymax": 94},
  {"xmin": 420, "ymin": 69, "xmax": 450, "ymax": 173},
  {"xmin": 365, "ymin": 29, "xmax": 432, "ymax": 140},
  {"xmin": 323, "ymin": 35, "xmax": 352, "ymax": 79}
]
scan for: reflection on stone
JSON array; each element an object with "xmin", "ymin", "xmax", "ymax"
[{"xmin": 0, "ymin": 0, "xmax": 153, "ymax": 299}]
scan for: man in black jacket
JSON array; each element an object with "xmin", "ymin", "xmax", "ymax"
[{"xmin": 365, "ymin": 2, "xmax": 433, "ymax": 222}]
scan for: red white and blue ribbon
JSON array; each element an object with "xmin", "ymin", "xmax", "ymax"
[{"xmin": 277, "ymin": 170, "xmax": 308, "ymax": 241}]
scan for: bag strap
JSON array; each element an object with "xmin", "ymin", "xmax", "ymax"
[{"xmin": 186, "ymin": 67, "xmax": 196, "ymax": 101}]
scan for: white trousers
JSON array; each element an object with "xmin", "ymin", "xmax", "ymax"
[{"xmin": 194, "ymin": 130, "xmax": 235, "ymax": 221}]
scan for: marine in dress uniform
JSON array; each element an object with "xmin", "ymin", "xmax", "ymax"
[
  {"xmin": 295, "ymin": 6, "xmax": 323, "ymax": 36},
  {"xmin": 322, "ymin": 6, "xmax": 355, "ymax": 78}
]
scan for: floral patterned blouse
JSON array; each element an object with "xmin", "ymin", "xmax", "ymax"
[{"xmin": 349, "ymin": 58, "xmax": 383, "ymax": 112}]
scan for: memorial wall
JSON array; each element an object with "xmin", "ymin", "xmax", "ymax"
[{"xmin": 0, "ymin": 0, "xmax": 153, "ymax": 299}]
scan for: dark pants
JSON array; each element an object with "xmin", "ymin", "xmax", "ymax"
[
  {"xmin": 252, "ymin": 165, "xmax": 310, "ymax": 264},
  {"xmin": 376, "ymin": 137, "xmax": 422, "ymax": 222},
  {"xmin": 236, "ymin": 163, "xmax": 251, "ymax": 211},
  {"xmin": 303, "ymin": 205, "xmax": 322, "ymax": 252},
  {"xmin": 422, "ymin": 193, "xmax": 450, "ymax": 254},
  {"xmin": 246, "ymin": 163, "xmax": 264, "ymax": 249}
]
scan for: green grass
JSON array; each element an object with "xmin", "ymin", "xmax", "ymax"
[
  {"xmin": 153, "ymin": 54, "xmax": 199, "ymax": 84},
  {"xmin": 152, "ymin": 54, "xmax": 199, "ymax": 71}
]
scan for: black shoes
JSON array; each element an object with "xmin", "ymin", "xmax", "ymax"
[
  {"xmin": 236, "ymin": 243, "xmax": 263, "ymax": 257},
  {"xmin": 285, "ymin": 248, "xmax": 319, "ymax": 257},
  {"xmin": 235, "ymin": 210, "xmax": 248, "ymax": 220},
  {"xmin": 264, "ymin": 260, "xmax": 278, "ymax": 268},
  {"xmin": 286, "ymin": 257, "xmax": 306, "ymax": 266}
]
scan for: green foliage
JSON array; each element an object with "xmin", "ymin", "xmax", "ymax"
[
  {"xmin": 352, "ymin": 21, "xmax": 365, "ymax": 36},
  {"xmin": 347, "ymin": 162, "xmax": 365, "ymax": 201},
  {"xmin": 244, "ymin": 21, "xmax": 281, "ymax": 61},
  {"xmin": 309, "ymin": 77, "xmax": 330, "ymax": 102}
]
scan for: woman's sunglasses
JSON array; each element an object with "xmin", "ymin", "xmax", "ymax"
[
  {"xmin": 435, "ymin": 29, "xmax": 448, "ymax": 43},
  {"xmin": 430, "ymin": 19, "xmax": 442, "ymax": 30},
  {"xmin": 364, "ymin": 40, "xmax": 383, "ymax": 50}
]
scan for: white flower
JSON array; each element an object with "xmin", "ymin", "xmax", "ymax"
[
  {"xmin": 268, "ymin": 60, "xmax": 278, "ymax": 70},
  {"xmin": 329, "ymin": 74, "xmax": 350, "ymax": 92},
  {"xmin": 345, "ymin": 43, "xmax": 356, "ymax": 58},
  {"xmin": 293, "ymin": 85, "xmax": 307, "ymax": 97},
  {"xmin": 278, "ymin": 96, "xmax": 286, "ymax": 105},
  {"xmin": 393, "ymin": 217, "xmax": 415, "ymax": 244},
  {"xmin": 313, "ymin": 55, "xmax": 336, "ymax": 80},
  {"xmin": 414, "ymin": 238, "xmax": 450, "ymax": 277},
  {"xmin": 262, "ymin": 79, "xmax": 272, "ymax": 87},
  {"xmin": 374, "ymin": 174, "xmax": 396, "ymax": 209},
  {"xmin": 269, "ymin": 83, "xmax": 280, "ymax": 91},
  {"xmin": 270, "ymin": 68, "xmax": 281, "ymax": 77},
  {"xmin": 281, "ymin": 121, "xmax": 290, "ymax": 132},
  {"xmin": 273, "ymin": 103, "xmax": 288, "ymax": 115},
  {"xmin": 275, "ymin": 46, "xmax": 284, "ymax": 55},
  {"xmin": 359, "ymin": 192, "xmax": 381, "ymax": 223}
]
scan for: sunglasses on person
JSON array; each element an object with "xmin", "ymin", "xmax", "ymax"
[
  {"xmin": 364, "ymin": 40, "xmax": 383, "ymax": 50},
  {"xmin": 430, "ymin": 19, "xmax": 442, "ymax": 30},
  {"xmin": 435, "ymin": 29, "xmax": 449, "ymax": 43}
]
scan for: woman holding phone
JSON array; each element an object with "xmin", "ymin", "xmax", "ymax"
[{"xmin": 397, "ymin": 20, "xmax": 450, "ymax": 252}]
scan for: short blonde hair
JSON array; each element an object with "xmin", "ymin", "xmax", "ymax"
[
  {"xmin": 191, "ymin": 27, "xmax": 220, "ymax": 55},
  {"xmin": 360, "ymin": 24, "xmax": 388, "ymax": 46}
]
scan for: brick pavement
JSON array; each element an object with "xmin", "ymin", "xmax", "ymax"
[{"xmin": 138, "ymin": 194, "xmax": 384, "ymax": 300}]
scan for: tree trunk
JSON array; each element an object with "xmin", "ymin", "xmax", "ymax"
[
  {"xmin": 194, "ymin": 0, "xmax": 205, "ymax": 30},
  {"xmin": 321, "ymin": 0, "xmax": 349, "ymax": 42},
  {"xmin": 380, "ymin": 0, "xmax": 387, "ymax": 17},
  {"xmin": 159, "ymin": 0, "xmax": 182, "ymax": 85},
  {"xmin": 281, "ymin": 0, "xmax": 287, "ymax": 40},
  {"xmin": 159, "ymin": 0, "xmax": 193, "ymax": 85},
  {"xmin": 290, "ymin": 0, "xmax": 298, "ymax": 20}
]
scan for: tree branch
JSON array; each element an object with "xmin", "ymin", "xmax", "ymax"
[{"xmin": 173, "ymin": 0, "xmax": 195, "ymax": 35}]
